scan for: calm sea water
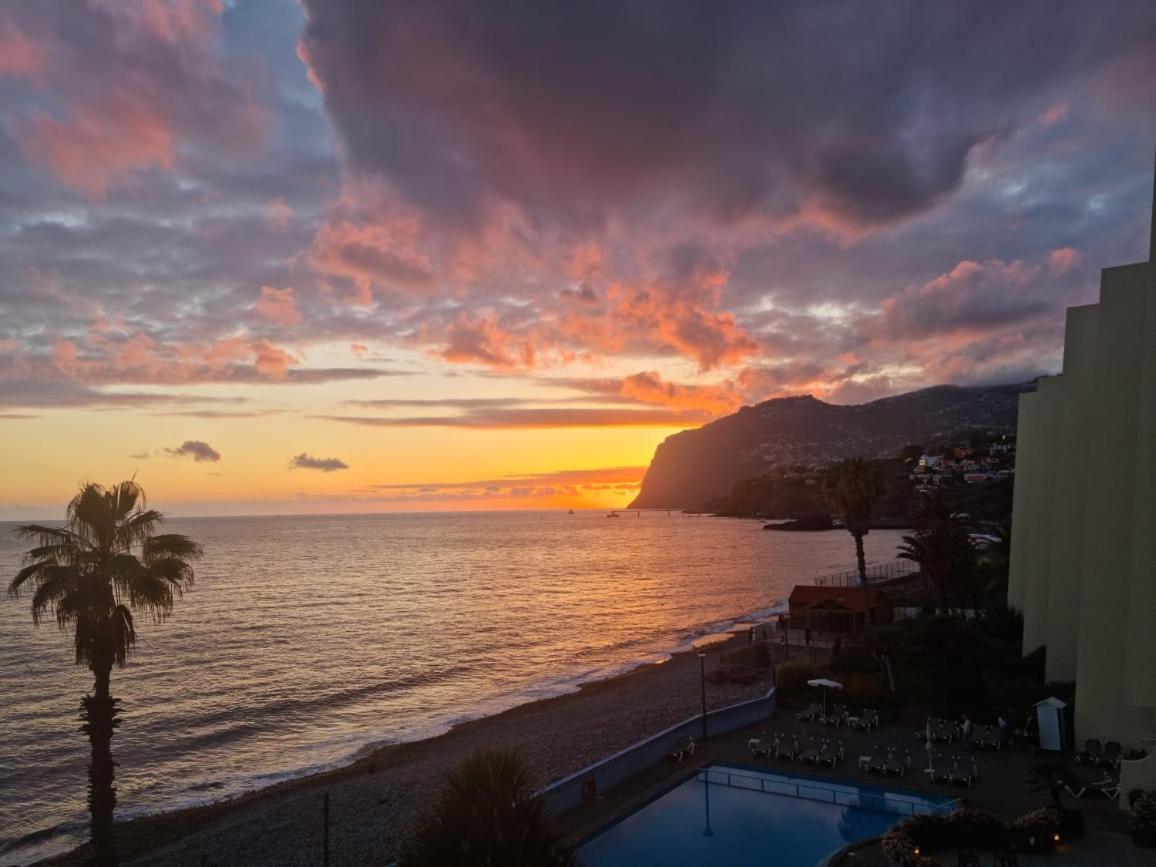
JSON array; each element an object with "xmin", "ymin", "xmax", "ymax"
[{"xmin": 0, "ymin": 512, "xmax": 904, "ymax": 864}]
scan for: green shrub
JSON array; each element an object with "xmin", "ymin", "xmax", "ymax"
[
  {"xmin": 396, "ymin": 749, "xmax": 574, "ymax": 867},
  {"xmin": 880, "ymin": 808, "xmax": 1010, "ymax": 863},
  {"xmin": 775, "ymin": 660, "xmax": 815, "ymax": 698},
  {"xmin": 1131, "ymin": 792, "xmax": 1156, "ymax": 834}
]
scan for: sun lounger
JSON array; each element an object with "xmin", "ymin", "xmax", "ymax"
[
  {"xmin": 801, "ymin": 738, "xmax": 822, "ymax": 764},
  {"xmin": 796, "ymin": 702, "xmax": 822, "ymax": 722},
  {"xmin": 1064, "ymin": 768, "xmax": 1120, "ymax": 799},
  {"xmin": 883, "ymin": 748, "xmax": 908, "ymax": 777},
  {"xmin": 949, "ymin": 754, "xmax": 978, "ymax": 787},
  {"xmin": 822, "ymin": 704, "xmax": 847, "ymax": 727},
  {"xmin": 817, "ymin": 739, "xmax": 843, "ymax": 768},
  {"xmin": 924, "ymin": 753, "xmax": 952, "ymax": 784},
  {"xmin": 668, "ymin": 736, "xmax": 696, "ymax": 762},
  {"xmin": 856, "ymin": 708, "xmax": 879, "ymax": 731},
  {"xmin": 777, "ymin": 735, "xmax": 800, "ymax": 761},
  {"xmin": 1074, "ymin": 738, "xmax": 1103, "ymax": 764},
  {"xmin": 1096, "ymin": 740, "xmax": 1122, "ymax": 769},
  {"xmin": 976, "ymin": 724, "xmax": 1003, "ymax": 750},
  {"xmin": 867, "ymin": 746, "xmax": 888, "ymax": 775}
]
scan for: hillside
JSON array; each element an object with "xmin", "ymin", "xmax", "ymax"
[{"xmin": 628, "ymin": 384, "xmax": 1028, "ymax": 510}]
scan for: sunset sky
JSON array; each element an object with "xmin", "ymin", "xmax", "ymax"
[{"xmin": 1, "ymin": 1, "xmax": 1155, "ymax": 518}]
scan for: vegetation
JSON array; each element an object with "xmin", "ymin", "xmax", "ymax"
[
  {"xmin": 882, "ymin": 805, "xmax": 1059, "ymax": 865},
  {"xmin": 7, "ymin": 481, "xmax": 202, "ymax": 866},
  {"xmin": 898, "ymin": 492, "xmax": 976, "ymax": 613},
  {"xmin": 834, "ymin": 610, "xmax": 1069, "ymax": 722},
  {"xmin": 822, "ymin": 458, "xmax": 883, "ymax": 623},
  {"xmin": 772, "ymin": 659, "xmax": 816, "ymax": 699},
  {"xmin": 1131, "ymin": 791, "xmax": 1156, "ymax": 839},
  {"xmin": 397, "ymin": 749, "xmax": 575, "ymax": 867}
]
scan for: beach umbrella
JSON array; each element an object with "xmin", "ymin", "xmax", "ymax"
[{"xmin": 806, "ymin": 678, "xmax": 843, "ymax": 718}]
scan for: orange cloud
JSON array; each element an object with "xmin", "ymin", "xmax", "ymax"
[{"xmin": 255, "ymin": 286, "xmax": 303, "ymax": 326}]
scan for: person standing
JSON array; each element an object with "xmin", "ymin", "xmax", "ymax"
[{"xmin": 960, "ymin": 714, "xmax": 972, "ymax": 749}]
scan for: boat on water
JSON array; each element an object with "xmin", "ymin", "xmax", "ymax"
[
  {"xmin": 606, "ymin": 511, "xmax": 620, "ymax": 518},
  {"xmin": 568, "ymin": 508, "xmax": 575, "ymax": 515}
]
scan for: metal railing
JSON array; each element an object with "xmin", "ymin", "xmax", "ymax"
[
  {"xmin": 812, "ymin": 559, "xmax": 918, "ymax": 588},
  {"xmin": 696, "ymin": 768, "xmax": 950, "ymax": 818}
]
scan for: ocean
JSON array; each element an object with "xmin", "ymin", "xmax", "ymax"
[{"xmin": 0, "ymin": 512, "xmax": 906, "ymax": 864}]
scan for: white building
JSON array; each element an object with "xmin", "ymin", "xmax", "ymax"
[{"xmin": 1008, "ymin": 164, "xmax": 1156, "ymax": 784}]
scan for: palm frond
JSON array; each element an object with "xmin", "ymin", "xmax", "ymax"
[
  {"xmin": 9, "ymin": 560, "xmax": 54, "ymax": 596},
  {"xmin": 12, "ymin": 523, "xmax": 82, "ymax": 550},
  {"xmin": 147, "ymin": 557, "xmax": 196, "ymax": 590},
  {"xmin": 112, "ymin": 605, "xmax": 137, "ymax": 667},
  {"xmin": 145, "ymin": 533, "xmax": 203, "ymax": 564},
  {"xmin": 115, "ymin": 508, "xmax": 165, "ymax": 550},
  {"xmin": 116, "ymin": 569, "xmax": 176, "ymax": 619},
  {"xmin": 111, "ymin": 480, "xmax": 145, "ymax": 519},
  {"xmin": 28, "ymin": 565, "xmax": 83, "ymax": 625}
]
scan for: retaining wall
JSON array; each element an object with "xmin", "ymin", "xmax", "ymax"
[{"xmin": 537, "ymin": 686, "xmax": 777, "ymax": 816}]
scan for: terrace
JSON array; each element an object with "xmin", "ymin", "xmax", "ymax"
[{"xmin": 555, "ymin": 698, "xmax": 1135, "ymax": 865}]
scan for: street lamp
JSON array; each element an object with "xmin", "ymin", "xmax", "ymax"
[
  {"xmin": 698, "ymin": 649, "xmax": 708, "ymax": 742},
  {"xmin": 691, "ymin": 633, "xmax": 731, "ymax": 743}
]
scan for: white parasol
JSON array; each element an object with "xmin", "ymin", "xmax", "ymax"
[{"xmin": 806, "ymin": 678, "xmax": 843, "ymax": 718}]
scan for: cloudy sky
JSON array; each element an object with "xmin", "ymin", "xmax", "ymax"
[{"xmin": 1, "ymin": 0, "xmax": 1154, "ymax": 517}]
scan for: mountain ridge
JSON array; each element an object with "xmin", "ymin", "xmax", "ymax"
[{"xmin": 628, "ymin": 383, "xmax": 1030, "ymax": 510}]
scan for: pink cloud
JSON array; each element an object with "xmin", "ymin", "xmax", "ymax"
[
  {"xmin": 5, "ymin": 0, "xmax": 267, "ymax": 195},
  {"xmin": 255, "ymin": 286, "xmax": 303, "ymax": 327},
  {"xmin": 20, "ymin": 97, "xmax": 175, "ymax": 196},
  {"xmin": 0, "ymin": 18, "xmax": 44, "ymax": 79},
  {"xmin": 1046, "ymin": 247, "xmax": 1081, "ymax": 274},
  {"xmin": 1038, "ymin": 102, "xmax": 1069, "ymax": 127}
]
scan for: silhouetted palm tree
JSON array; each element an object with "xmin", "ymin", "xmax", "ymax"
[
  {"xmin": 8, "ymin": 481, "xmax": 201, "ymax": 865},
  {"xmin": 822, "ymin": 458, "xmax": 882, "ymax": 626},
  {"xmin": 898, "ymin": 492, "xmax": 975, "ymax": 613},
  {"xmin": 397, "ymin": 748, "xmax": 575, "ymax": 867}
]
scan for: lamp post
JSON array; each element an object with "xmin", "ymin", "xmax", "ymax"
[{"xmin": 698, "ymin": 649, "xmax": 708, "ymax": 742}]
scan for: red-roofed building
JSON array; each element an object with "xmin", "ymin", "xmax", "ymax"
[{"xmin": 788, "ymin": 585, "xmax": 893, "ymax": 634}]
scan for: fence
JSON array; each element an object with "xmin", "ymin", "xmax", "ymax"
[
  {"xmin": 537, "ymin": 687, "xmax": 777, "ymax": 816},
  {"xmin": 696, "ymin": 767, "xmax": 957, "ymax": 817},
  {"xmin": 812, "ymin": 559, "xmax": 918, "ymax": 588}
]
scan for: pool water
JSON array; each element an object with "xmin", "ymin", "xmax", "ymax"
[{"xmin": 577, "ymin": 764, "xmax": 954, "ymax": 867}]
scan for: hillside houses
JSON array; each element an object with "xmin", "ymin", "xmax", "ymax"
[{"xmin": 911, "ymin": 433, "xmax": 1016, "ymax": 488}]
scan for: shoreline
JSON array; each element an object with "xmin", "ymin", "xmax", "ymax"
[{"xmin": 38, "ymin": 645, "xmax": 773, "ymax": 866}]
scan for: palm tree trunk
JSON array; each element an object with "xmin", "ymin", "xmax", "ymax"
[
  {"xmin": 854, "ymin": 532, "xmax": 871, "ymax": 628},
  {"xmin": 82, "ymin": 658, "xmax": 118, "ymax": 866}
]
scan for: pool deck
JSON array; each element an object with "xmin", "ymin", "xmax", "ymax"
[{"xmin": 555, "ymin": 700, "xmax": 1131, "ymax": 853}]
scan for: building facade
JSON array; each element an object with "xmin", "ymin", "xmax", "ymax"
[{"xmin": 1008, "ymin": 169, "xmax": 1156, "ymax": 751}]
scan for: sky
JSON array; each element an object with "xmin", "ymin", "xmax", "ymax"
[{"xmin": 1, "ymin": 0, "xmax": 1155, "ymax": 518}]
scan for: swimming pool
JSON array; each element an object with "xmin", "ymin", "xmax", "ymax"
[{"xmin": 577, "ymin": 764, "xmax": 955, "ymax": 867}]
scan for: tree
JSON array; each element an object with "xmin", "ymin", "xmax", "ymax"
[
  {"xmin": 397, "ymin": 749, "xmax": 575, "ymax": 867},
  {"xmin": 822, "ymin": 458, "xmax": 883, "ymax": 626},
  {"xmin": 8, "ymin": 481, "xmax": 201, "ymax": 865},
  {"xmin": 898, "ymin": 492, "xmax": 976, "ymax": 613}
]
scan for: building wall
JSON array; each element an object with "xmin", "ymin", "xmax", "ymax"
[
  {"xmin": 1007, "ymin": 391, "xmax": 1038, "ymax": 616},
  {"xmin": 1012, "ymin": 238, "xmax": 1155, "ymax": 751},
  {"xmin": 1023, "ymin": 376, "xmax": 1062, "ymax": 660},
  {"xmin": 1071, "ymin": 262, "xmax": 1155, "ymax": 746},
  {"xmin": 1043, "ymin": 306, "xmax": 1099, "ymax": 682}
]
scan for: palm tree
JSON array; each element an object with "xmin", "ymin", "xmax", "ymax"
[
  {"xmin": 397, "ymin": 748, "xmax": 575, "ymax": 867},
  {"xmin": 898, "ymin": 492, "xmax": 975, "ymax": 613},
  {"xmin": 7, "ymin": 481, "xmax": 202, "ymax": 865},
  {"xmin": 822, "ymin": 458, "xmax": 883, "ymax": 627}
]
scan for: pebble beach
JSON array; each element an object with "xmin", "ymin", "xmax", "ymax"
[{"xmin": 43, "ymin": 650, "xmax": 770, "ymax": 866}]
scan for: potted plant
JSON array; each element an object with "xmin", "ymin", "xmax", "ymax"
[
  {"xmin": 1012, "ymin": 806, "xmax": 1061, "ymax": 853},
  {"xmin": 1130, "ymin": 791, "xmax": 1156, "ymax": 847}
]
